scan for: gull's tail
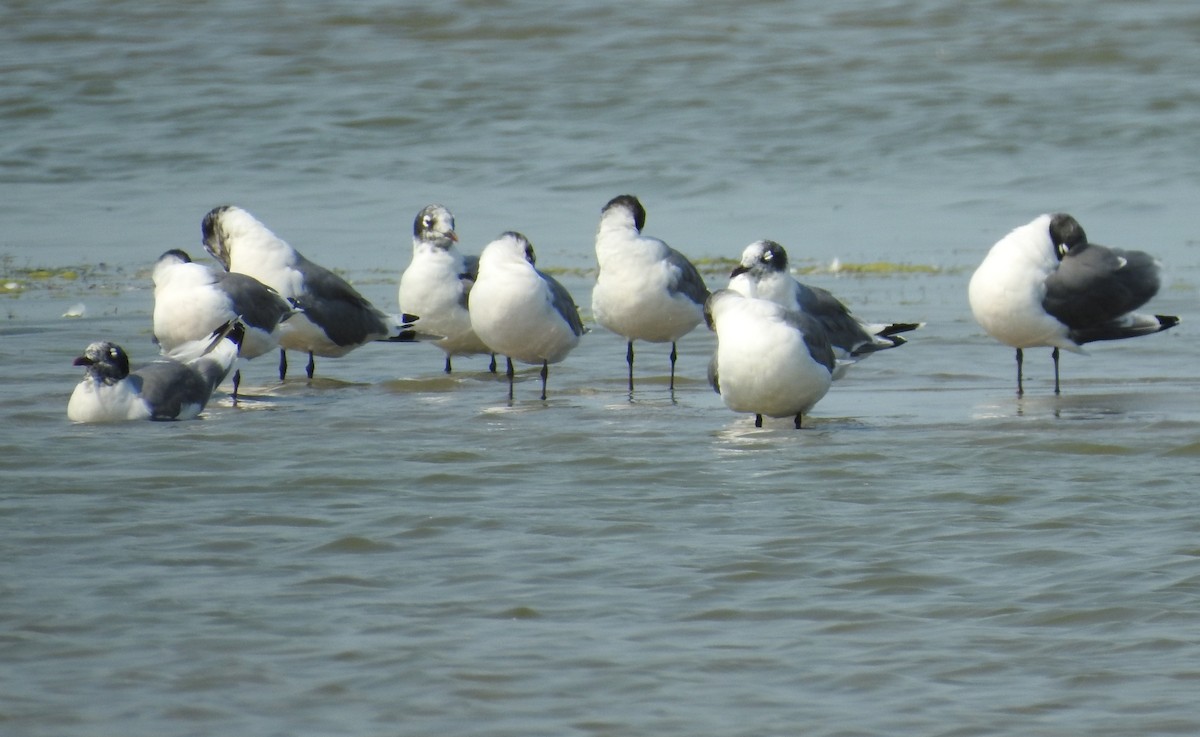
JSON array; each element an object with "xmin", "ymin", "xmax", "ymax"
[
  {"xmin": 1069, "ymin": 313, "xmax": 1179, "ymax": 345},
  {"xmin": 379, "ymin": 312, "xmax": 444, "ymax": 343},
  {"xmin": 182, "ymin": 319, "xmax": 246, "ymax": 392}
]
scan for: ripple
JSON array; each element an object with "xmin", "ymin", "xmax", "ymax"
[{"xmin": 310, "ymin": 536, "xmax": 396, "ymax": 554}]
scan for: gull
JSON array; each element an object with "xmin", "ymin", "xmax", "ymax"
[
  {"xmin": 592, "ymin": 194, "xmax": 710, "ymax": 391},
  {"xmin": 468, "ymin": 231, "xmax": 584, "ymax": 400},
  {"xmin": 968, "ymin": 213, "xmax": 1179, "ymax": 394},
  {"xmin": 68, "ymin": 321, "xmax": 244, "ymax": 422},
  {"xmin": 151, "ymin": 248, "xmax": 297, "ymax": 400},
  {"xmin": 705, "ymin": 289, "xmax": 835, "ymax": 429},
  {"xmin": 397, "ymin": 204, "xmax": 494, "ymax": 373},
  {"xmin": 201, "ymin": 205, "xmax": 422, "ymax": 381},
  {"xmin": 728, "ymin": 239, "xmax": 921, "ymax": 379}
]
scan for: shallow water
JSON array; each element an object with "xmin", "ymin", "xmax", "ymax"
[{"xmin": 4, "ymin": 1, "xmax": 1200, "ymax": 735}]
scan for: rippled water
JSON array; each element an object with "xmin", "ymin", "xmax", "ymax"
[{"xmin": 4, "ymin": 1, "xmax": 1200, "ymax": 735}]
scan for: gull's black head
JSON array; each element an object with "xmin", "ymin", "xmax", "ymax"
[
  {"xmin": 151, "ymin": 249, "xmax": 194, "ymax": 287},
  {"xmin": 602, "ymin": 194, "xmax": 646, "ymax": 232},
  {"xmin": 498, "ymin": 231, "xmax": 537, "ymax": 265},
  {"xmin": 731, "ymin": 239, "xmax": 789, "ymax": 278},
  {"xmin": 74, "ymin": 341, "xmax": 130, "ymax": 384},
  {"xmin": 413, "ymin": 204, "xmax": 457, "ymax": 248},
  {"xmin": 1049, "ymin": 213, "xmax": 1088, "ymax": 260},
  {"xmin": 201, "ymin": 205, "xmax": 236, "ymax": 270},
  {"xmin": 157, "ymin": 249, "xmax": 192, "ymax": 265},
  {"xmin": 201, "ymin": 206, "xmax": 233, "ymax": 244}
]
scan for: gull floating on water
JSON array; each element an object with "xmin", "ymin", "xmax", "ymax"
[
  {"xmin": 728, "ymin": 239, "xmax": 921, "ymax": 379},
  {"xmin": 468, "ymin": 231, "xmax": 584, "ymax": 400},
  {"xmin": 152, "ymin": 249, "xmax": 297, "ymax": 400},
  {"xmin": 201, "ymin": 205, "xmax": 423, "ymax": 381},
  {"xmin": 68, "ymin": 321, "xmax": 244, "ymax": 422},
  {"xmin": 705, "ymin": 289, "xmax": 835, "ymax": 429},
  {"xmin": 397, "ymin": 204, "xmax": 494, "ymax": 374},
  {"xmin": 592, "ymin": 194, "xmax": 710, "ymax": 392},
  {"xmin": 968, "ymin": 213, "xmax": 1179, "ymax": 394}
]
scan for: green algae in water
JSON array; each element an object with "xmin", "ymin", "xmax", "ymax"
[
  {"xmin": 826, "ymin": 260, "xmax": 944, "ymax": 275},
  {"xmin": 0, "ymin": 262, "xmax": 101, "ymax": 295}
]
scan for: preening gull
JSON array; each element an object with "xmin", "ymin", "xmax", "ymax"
[
  {"xmin": 592, "ymin": 194, "xmax": 710, "ymax": 392},
  {"xmin": 152, "ymin": 248, "xmax": 296, "ymax": 399},
  {"xmin": 468, "ymin": 231, "xmax": 584, "ymax": 400},
  {"xmin": 968, "ymin": 213, "xmax": 1179, "ymax": 394},
  {"xmin": 201, "ymin": 205, "xmax": 422, "ymax": 381}
]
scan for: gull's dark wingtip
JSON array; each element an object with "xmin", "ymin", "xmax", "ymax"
[
  {"xmin": 876, "ymin": 321, "xmax": 924, "ymax": 338},
  {"xmin": 1157, "ymin": 314, "xmax": 1180, "ymax": 331},
  {"xmin": 378, "ymin": 328, "xmax": 445, "ymax": 343}
]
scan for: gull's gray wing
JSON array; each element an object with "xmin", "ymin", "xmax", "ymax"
[
  {"xmin": 707, "ymin": 352, "xmax": 720, "ymax": 394},
  {"xmin": 782, "ymin": 308, "xmax": 836, "ymax": 374},
  {"xmin": 540, "ymin": 270, "xmax": 586, "ymax": 337},
  {"xmin": 216, "ymin": 271, "xmax": 294, "ymax": 332},
  {"xmin": 665, "ymin": 246, "xmax": 710, "ymax": 306},
  {"xmin": 458, "ymin": 254, "xmax": 480, "ymax": 309},
  {"xmin": 792, "ymin": 282, "xmax": 879, "ymax": 356},
  {"xmin": 133, "ymin": 360, "xmax": 214, "ymax": 420},
  {"xmin": 1042, "ymin": 242, "xmax": 1161, "ymax": 330},
  {"xmin": 293, "ymin": 256, "xmax": 392, "ymax": 346}
]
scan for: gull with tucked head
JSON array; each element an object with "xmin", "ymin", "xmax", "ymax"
[
  {"xmin": 968, "ymin": 213, "xmax": 1178, "ymax": 394},
  {"xmin": 469, "ymin": 231, "xmax": 584, "ymax": 400},
  {"xmin": 592, "ymin": 194, "xmax": 710, "ymax": 392},
  {"xmin": 705, "ymin": 289, "xmax": 835, "ymax": 429},
  {"xmin": 152, "ymin": 248, "xmax": 297, "ymax": 400}
]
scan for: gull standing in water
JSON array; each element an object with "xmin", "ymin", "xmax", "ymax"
[
  {"xmin": 592, "ymin": 194, "xmax": 710, "ymax": 392},
  {"xmin": 151, "ymin": 249, "xmax": 297, "ymax": 400},
  {"xmin": 201, "ymin": 205, "xmax": 421, "ymax": 381},
  {"xmin": 728, "ymin": 239, "xmax": 920, "ymax": 379},
  {"xmin": 469, "ymin": 231, "xmax": 584, "ymax": 400},
  {"xmin": 705, "ymin": 289, "xmax": 835, "ymax": 429},
  {"xmin": 68, "ymin": 321, "xmax": 244, "ymax": 422},
  {"xmin": 397, "ymin": 204, "xmax": 494, "ymax": 374},
  {"xmin": 968, "ymin": 213, "xmax": 1178, "ymax": 395}
]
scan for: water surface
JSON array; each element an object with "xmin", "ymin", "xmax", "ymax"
[{"xmin": 3, "ymin": 1, "xmax": 1200, "ymax": 735}]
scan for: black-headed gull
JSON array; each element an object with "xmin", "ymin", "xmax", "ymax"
[
  {"xmin": 468, "ymin": 231, "xmax": 584, "ymax": 400},
  {"xmin": 969, "ymin": 213, "xmax": 1179, "ymax": 394},
  {"xmin": 705, "ymin": 289, "xmax": 835, "ymax": 429},
  {"xmin": 152, "ymin": 249, "xmax": 296, "ymax": 399},
  {"xmin": 201, "ymin": 205, "xmax": 421, "ymax": 381},
  {"xmin": 592, "ymin": 194, "xmax": 710, "ymax": 392},
  {"xmin": 397, "ymin": 204, "xmax": 494, "ymax": 374},
  {"xmin": 728, "ymin": 239, "xmax": 920, "ymax": 379},
  {"xmin": 68, "ymin": 321, "xmax": 244, "ymax": 422}
]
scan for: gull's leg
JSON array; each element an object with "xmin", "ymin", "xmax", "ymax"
[
  {"xmin": 1052, "ymin": 347, "xmax": 1061, "ymax": 395},
  {"xmin": 626, "ymin": 340, "xmax": 635, "ymax": 392}
]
